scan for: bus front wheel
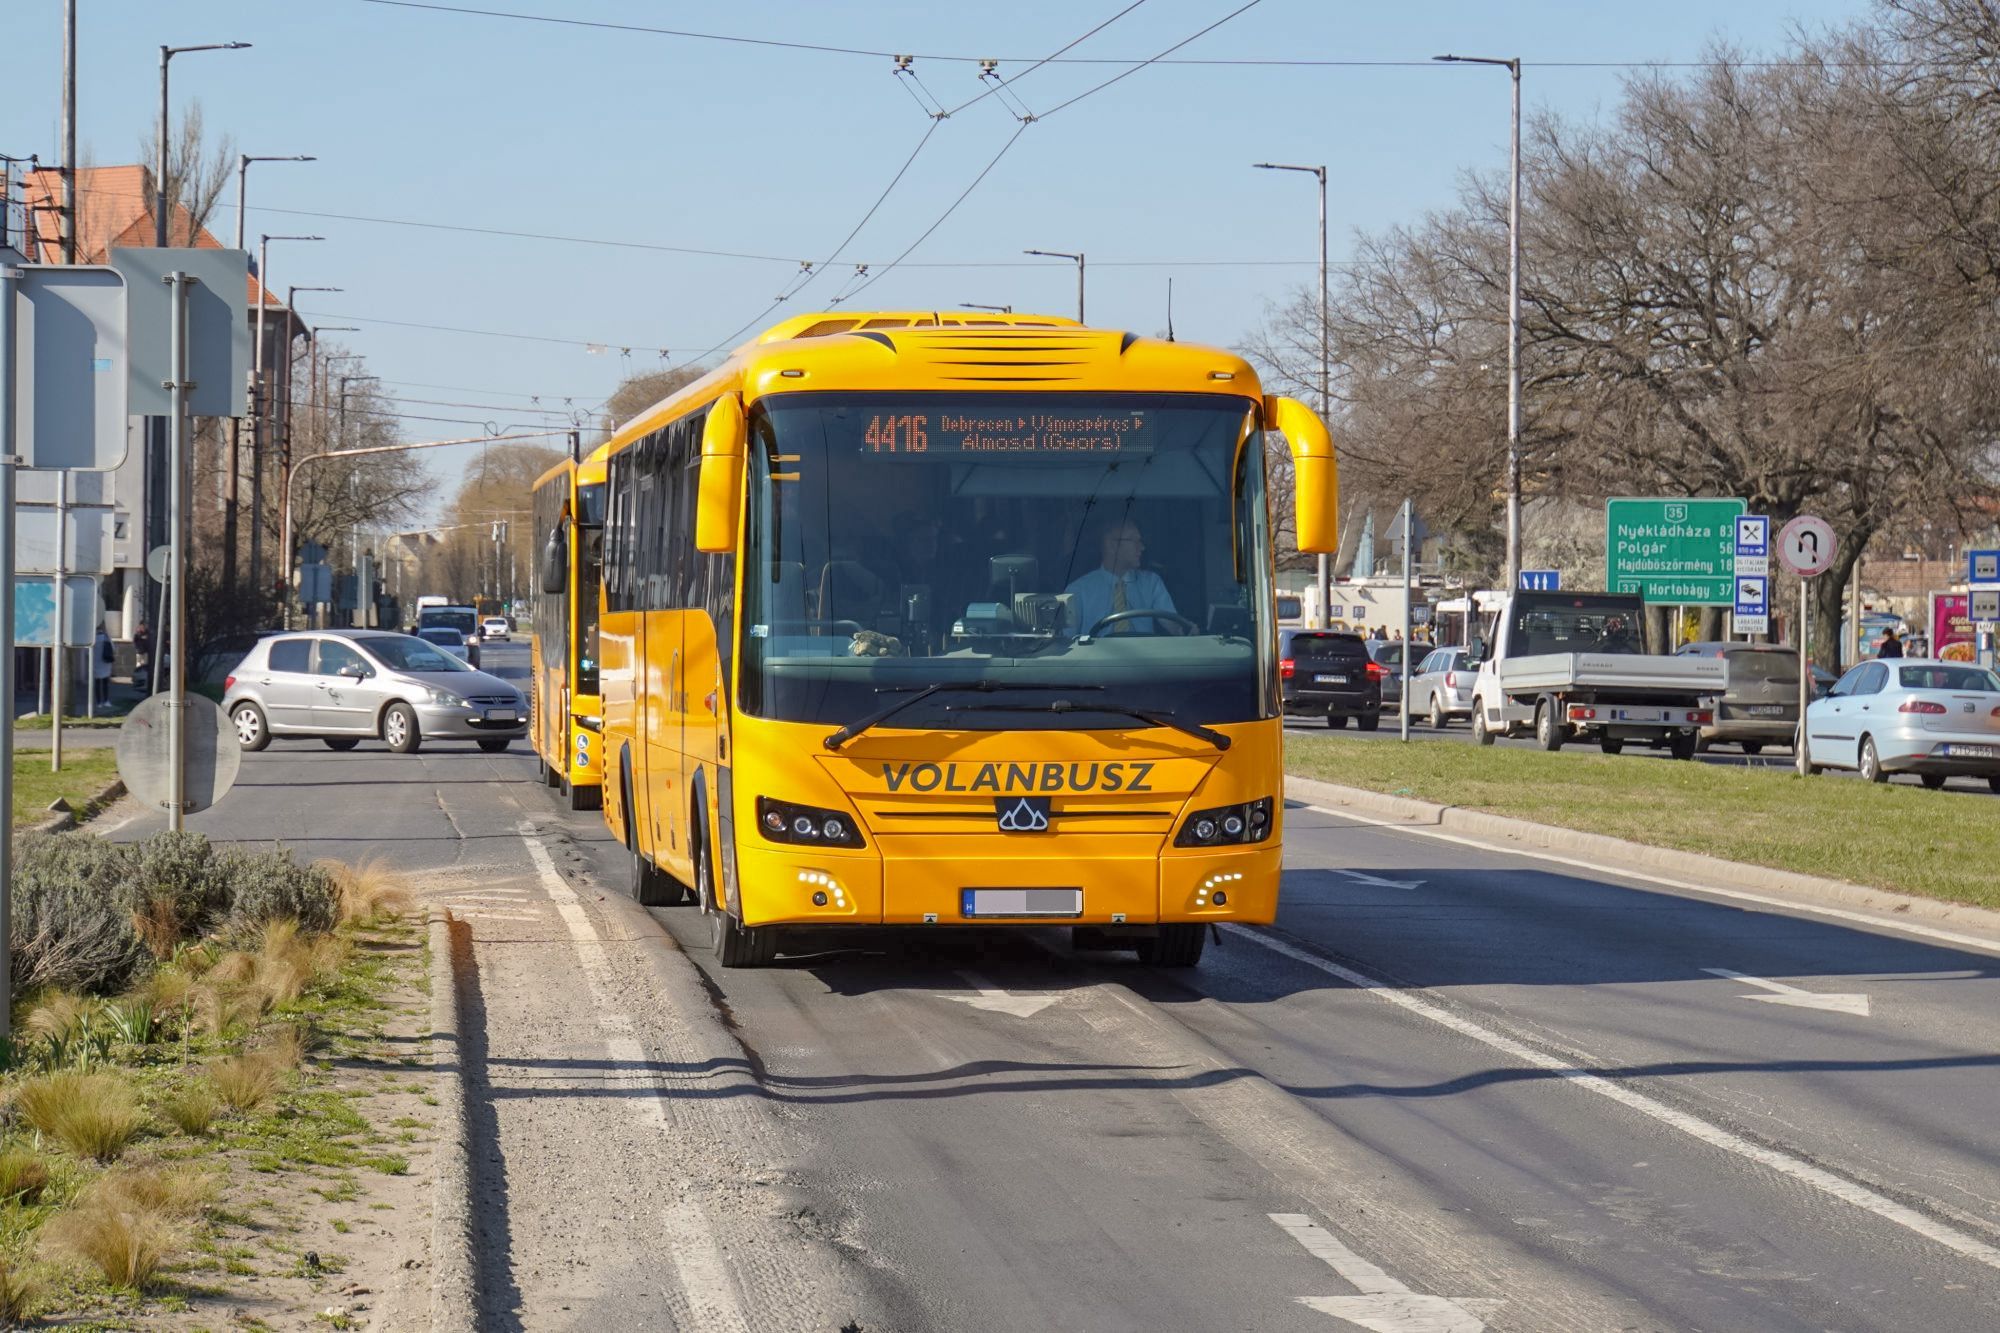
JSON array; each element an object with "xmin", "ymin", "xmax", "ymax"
[
  {"xmin": 697, "ymin": 827, "xmax": 775, "ymax": 967},
  {"xmin": 1136, "ymin": 923, "xmax": 1206, "ymax": 968}
]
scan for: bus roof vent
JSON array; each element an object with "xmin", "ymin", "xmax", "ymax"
[{"xmin": 756, "ymin": 310, "xmax": 1081, "ymax": 344}]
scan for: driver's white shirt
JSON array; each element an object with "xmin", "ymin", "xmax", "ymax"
[{"xmin": 1062, "ymin": 566, "xmax": 1176, "ymax": 636}]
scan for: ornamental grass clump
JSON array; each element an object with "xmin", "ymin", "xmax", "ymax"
[
  {"xmin": 44, "ymin": 1195, "xmax": 176, "ymax": 1291},
  {"xmin": 15, "ymin": 1071, "xmax": 142, "ymax": 1162},
  {"xmin": 0, "ymin": 1148, "xmax": 51, "ymax": 1205},
  {"xmin": 207, "ymin": 1052, "xmax": 283, "ymax": 1115},
  {"xmin": 324, "ymin": 856, "xmax": 415, "ymax": 926},
  {"xmin": 159, "ymin": 1085, "xmax": 220, "ymax": 1137}
]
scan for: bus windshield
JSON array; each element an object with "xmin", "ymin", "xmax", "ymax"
[{"xmin": 740, "ymin": 392, "xmax": 1274, "ymax": 729}]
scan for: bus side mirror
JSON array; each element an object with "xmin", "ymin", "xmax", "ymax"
[
  {"xmin": 1265, "ymin": 395, "xmax": 1338, "ymax": 553},
  {"xmin": 696, "ymin": 392, "xmax": 747, "ymax": 554},
  {"xmin": 539, "ymin": 527, "xmax": 567, "ymax": 595}
]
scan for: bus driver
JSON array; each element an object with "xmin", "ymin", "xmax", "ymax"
[{"xmin": 1064, "ymin": 518, "xmax": 1179, "ymax": 635}]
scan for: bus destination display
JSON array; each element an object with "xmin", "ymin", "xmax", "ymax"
[{"xmin": 859, "ymin": 411, "xmax": 1154, "ymax": 457}]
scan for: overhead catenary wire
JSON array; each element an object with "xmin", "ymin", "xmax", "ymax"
[
  {"xmin": 349, "ymin": 1, "xmax": 1911, "ymax": 70},
  {"xmin": 941, "ymin": 0, "xmax": 1153, "ymax": 119}
]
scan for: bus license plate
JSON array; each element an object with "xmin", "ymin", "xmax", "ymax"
[
  {"xmin": 484, "ymin": 709, "xmax": 517, "ymax": 723},
  {"xmin": 961, "ymin": 888, "xmax": 1083, "ymax": 918}
]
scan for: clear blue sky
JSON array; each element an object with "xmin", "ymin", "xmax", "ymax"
[{"xmin": 2, "ymin": 0, "xmax": 1873, "ymax": 505}]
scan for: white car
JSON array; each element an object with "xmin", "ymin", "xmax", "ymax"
[
  {"xmin": 1409, "ymin": 646, "xmax": 1477, "ymax": 728},
  {"xmin": 1803, "ymin": 657, "xmax": 2000, "ymax": 789},
  {"xmin": 481, "ymin": 616, "xmax": 511, "ymax": 642}
]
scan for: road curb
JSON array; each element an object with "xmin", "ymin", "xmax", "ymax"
[
  {"xmin": 427, "ymin": 908, "xmax": 478, "ymax": 1333},
  {"xmin": 1285, "ymin": 772, "xmax": 2000, "ymax": 940},
  {"xmin": 24, "ymin": 778, "xmax": 127, "ymax": 837}
]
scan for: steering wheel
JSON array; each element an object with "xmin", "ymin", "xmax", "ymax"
[{"xmin": 1085, "ymin": 609, "xmax": 1200, "ymax": 638}]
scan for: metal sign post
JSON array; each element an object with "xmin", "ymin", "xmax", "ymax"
[
  {"xmin": 1400, "ymin": 497, "xmax": 1413, "ymax": 743},
  {"xmin": 1778, "ymin": 515, "xmax": 1837, "ymax": 778},
  {"xmin": 166, "ymin": 271, "xmax": 193, "ymax": 832},
  {"xmin": 51, "ymin": 470, "xmax": 66, "ymax": 770},
  {"xmin": 1, "ymin": 262, "xmax": 19, "ymax": 1048}
]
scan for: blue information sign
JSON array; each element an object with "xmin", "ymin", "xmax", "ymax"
[
  {"xmin": 1970, "ymin": 549, "xmax": 2000, "ymax": 584},
  {"xmin": 1519, "ymin": 570, "xmax": 1561, "ymax": 592}
]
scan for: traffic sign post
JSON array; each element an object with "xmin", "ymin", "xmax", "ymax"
[
  {"xmin": 1606, "ymin": 498, "xmax": 1746, "ymax": 604},
  {"xmin": 1778, "ymin": 515, "xmax": 1838, "ymax": 778}
]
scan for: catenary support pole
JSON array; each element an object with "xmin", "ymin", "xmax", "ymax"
[
  {"xmin": 1, "ymin": 261, "xmax": 22, "ymax": 1049},
  {"xmin": 61, "ymin": 0, "xmax": 77, "ymax": 264}
]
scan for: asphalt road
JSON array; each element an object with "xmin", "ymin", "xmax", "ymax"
[
  {"xmin": 1284, "ymin": 707, "xmax": 2000, "ymax": 796},
  {"xmin": 102, "ymin": 640, "xmax": 2000, "ymax": 1330}
]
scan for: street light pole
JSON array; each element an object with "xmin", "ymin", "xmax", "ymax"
[
  {"xmin": 1435, "ymin": 53, "xmax": 1523, "ymax": 592},
  {"xmin": 248, "ymin": 235, "xmax": 321, "ymax": 598},
  {"xmin": 1254, "ymin": 161, "xmax": 1331, "ymax": 627},
  {"xmin": 1023, "ymin": 250, "xmax": 1084, "ymax": 322},
  {"xmin": 282, "ymin": 433, "xmax": 568, "ymax": 631}
]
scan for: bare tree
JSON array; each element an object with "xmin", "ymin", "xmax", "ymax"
[
  {"xmin": 139, "ymin": 100, "xmax": 235, "ymax": 238},
  {"xmin": 603, "ymin": 364, "xmax": 709, "ymax": 432}
]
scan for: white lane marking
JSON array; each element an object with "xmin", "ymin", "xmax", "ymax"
[
  {"xmin": 1230, "ymin": 924, "xmax": 2000, "ymax": 1273},
  {"xmin": 1271, "ymin": 1213, "xmax": 1502, "ymax": 1331},
  {"xmin": 1334, "ymin": 869, "xmax": 1426, "ymax": 891},
  {"xmin": 1702, "ymin": 967, "xmax": 1872, "ymax": 1016},
  {"xmin": 1304, "ymin": 804, "xmax": 2000, "ymax": 960},
  {"xmin": 514, "ymin": 822, "xmax": 752, "ymax": 1333},
  {"xmin": 936, "ymin": 970, "xmax": 1060, "ymax": 1018}
]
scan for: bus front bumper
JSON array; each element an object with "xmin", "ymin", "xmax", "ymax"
[{"xmin": 732, "ymin": 839, "xmax": 1281, "ymax": 928}]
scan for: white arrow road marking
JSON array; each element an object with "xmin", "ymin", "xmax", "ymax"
[
  {"xmin": 1701, "ymin": 967, "xmax": 1872, "ymax": 1017},
  {"xmin": 937, "ymin": 971, "xmax": 1061, "ymax": 1018},
  {"xmin": 1271, "ymin": 1213, "xmax": 1502, "ymax": 1332},
  {"xmin": 1333, "ymin": 869, "xmax": 1426, "ymax": 891}
]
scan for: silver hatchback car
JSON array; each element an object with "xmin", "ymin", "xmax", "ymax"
[{"xmin": 222, "ymin": 629, "xmax": 527, "ymax": 754}]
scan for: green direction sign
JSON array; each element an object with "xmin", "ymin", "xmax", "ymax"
[{"xmin": 1605, "ymin": 498, "xmax": 1746, "ymax": 605}]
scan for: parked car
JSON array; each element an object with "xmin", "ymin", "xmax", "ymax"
[
  {"xmin": 1409, "ymin": 646, "xmax": 1477, "ymax": 728},
  {"xmin": 1280, "ymin": 628, "xmax": 1382, "ymax": 730},
  {"xmin": 481, "ymin": 615, "xmax": 511, "ymax": 642},
  {"xmin": 1675, "ymin": 642, "xmax": 1802, "ymax": 754},
  {"xmin": 1364, "ymin": 640, "xmax": 1409, "ymax": 712},
  {"xmin": 222, "ymin": 629, "xmax": 527, "ymax": 755},
  {"xmin": 1801, "ymin": 657, "xmax": 2000, "ymax": 788},
  {"xmin": 416, "ymin": 626, "xmax": 473, "ymax": 663}
]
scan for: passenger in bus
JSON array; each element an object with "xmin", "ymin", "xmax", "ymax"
[{"xmin": 1063, "ymin": 518, "xmax": 1179, "ymax": 635}]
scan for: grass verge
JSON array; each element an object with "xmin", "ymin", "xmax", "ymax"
[
  {"xmin": 11, "ymin": 751, "xmax": 122, "ymax": 829},
  {"xmin": 1286, "ymin": 734, "xmax": 2000, "ymax": 909}
]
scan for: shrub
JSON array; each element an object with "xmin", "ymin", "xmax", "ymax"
[
  {"xmin": 10, "ymin": 836, "xmax": 147, "ymax": 998},
  {"xmin": 119, "ymin": 831, "xmax": 234, "ymax": 954},
  {"xmin": 160, "ymin": 1086, "xmax": 219, "ymax": 1136},
  {"xmin": 103, "ymin": 997, "xmax": 157, "ymax": 1045},
  {"xmin": 44, "ymin": 1197, "xmax": 176, "ymax": 1290},
  {"xmin": 88, "ymin": 1164, "xmax": 215, "ymax": 1218},
  {"xmin": 208, "ymin": 1053, "xmax": 282, "ymax": 1113},
  {"xmin": 0, "ymin": 1148, "xmax": 51, "ymax": 1204},
  {"xmin": 220, "ymin": 846, "xmax": 339, "ymax": 936},
  {"xmin": 15, "ymin": 1071, "xmax": 143, "ymax": 1161},
  {"xmin": 0, "ymin": 1256, "xmax": 33, "ymax": 1323},
  {"xmin": 322, "ymin": 857, "xmax": 415, "ymax": 925}
]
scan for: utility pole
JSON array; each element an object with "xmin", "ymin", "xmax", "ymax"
[{"xmin": 60, "ymin": 1, "xmax": 76, "ymax": 264}]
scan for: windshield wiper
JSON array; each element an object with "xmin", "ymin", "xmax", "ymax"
[
  {"xmin": 822, "ymin": 681, "xmax": 1103, "ymax": 751},
  {"xmin": 945, "ymin": 698, "xmax": 1231, "ymax": 750}
]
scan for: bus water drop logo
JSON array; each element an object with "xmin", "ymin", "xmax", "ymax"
[{"xmin": 996, "ymin": 797, "xmax": 1052, "ymax": 833}]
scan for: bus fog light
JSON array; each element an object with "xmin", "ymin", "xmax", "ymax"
[
  {"xmin": 811, "ymin": 891, "xmax": 828, "ymax": 907},
  {"xmin": 1212, "ymin": 890, "xmax": 1227, "ymax": 905}
]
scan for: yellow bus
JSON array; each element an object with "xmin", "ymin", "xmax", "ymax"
[
  {"xmin": 594, "ymin": 311, "xmax": 1336, "ymax": 967},
  {"xmin": 529, "ymin": 448, "xmax": 608, "ymax": 810}
]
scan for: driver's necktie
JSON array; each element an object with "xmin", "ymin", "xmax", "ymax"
[{"xmin": 1110, "ymin": 576, "xmax": 1129, "ymax": 632}]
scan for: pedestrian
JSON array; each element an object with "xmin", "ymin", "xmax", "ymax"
[
  {"xmin": 1878, "ymin": 627, "xmax": 1905, "ymax": 659},
  {"xmin": 132, "ymin": 621, "xmax": 152, "ymax": 687},
  {"xmin": 93, "ymin": 626, "xmax": 114, "ymax": 713}
]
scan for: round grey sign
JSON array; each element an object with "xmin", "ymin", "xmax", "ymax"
[
  {"xmin": 145, "ymin": 544, "xmax": 171, "ymax": 583},
  {"xmin": 116, "ymin": 693, "xmax": 241, "ymax": 817}
]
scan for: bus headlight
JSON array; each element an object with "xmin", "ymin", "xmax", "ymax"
[
  {"xmin": 1175, "ymin": 797, "xmax": 1273, "ymax": 847},
  {"xmin": 757, "ymin": 797, "xmax": 865, "ymax": 848}
]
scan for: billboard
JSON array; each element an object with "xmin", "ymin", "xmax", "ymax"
[{"xmin": 1933, "ymin": 593, "xmax": 1976, "ymax": 663}]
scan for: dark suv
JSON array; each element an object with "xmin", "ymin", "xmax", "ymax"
[{"xmin": 1280, "ymin": 628, "xmax": 1381, "ymax": 730}]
